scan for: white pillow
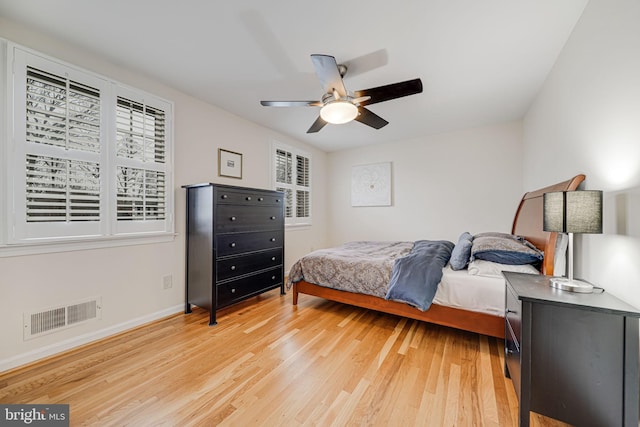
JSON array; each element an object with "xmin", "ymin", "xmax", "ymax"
[
  {"xmin": 554, "ymin": 233, "xmax": 568, "ymax": 276},
  {"xmin": 468, "ymin": 259, "xmax": 540, "ymax": 278}
]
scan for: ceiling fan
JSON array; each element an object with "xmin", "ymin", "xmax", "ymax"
[{"xmin": 260, "ymin": 54, "xmax": 423, "ymax": 133}]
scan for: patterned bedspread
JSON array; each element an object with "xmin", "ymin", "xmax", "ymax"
[{"xmin": 287, "ymin": 241, "xmax": 414, "ymax": 298}]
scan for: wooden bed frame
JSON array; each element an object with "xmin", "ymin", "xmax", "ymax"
[{"xmin": 292, "ymin": 175, "xmax": 586, "ymax": 339}]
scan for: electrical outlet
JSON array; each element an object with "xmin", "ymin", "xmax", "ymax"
[{"xmin": 162, "ymin": 275, "xmax": 173, "ymax": 290}]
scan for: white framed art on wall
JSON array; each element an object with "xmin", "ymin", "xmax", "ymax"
[{"xmin": 351, "ymin": 162, "xmax": 392, "ymax": 207}]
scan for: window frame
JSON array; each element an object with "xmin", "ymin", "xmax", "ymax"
[
  {"xmin": 272, "ymin": 141, "xmax": 312, "ymax": 228},
  {"xmin": 1, "ymin": 40, "xmax": 174, "ymax": 254},
  {"xmin": 112, "ymin": 85, "xmax": 172, "ymax": 236},
  {"xmin": 11, "ymin": 49, "xmax": 110, "ymax": 241}
]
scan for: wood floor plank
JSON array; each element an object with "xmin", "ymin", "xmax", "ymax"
[
  {"xmin": 478, "ymin": 335, "xmax": 501, "ymax": 427},
  {"xmin": 0, "ymin": 289, "xmax": 571, "ymax": 426}
]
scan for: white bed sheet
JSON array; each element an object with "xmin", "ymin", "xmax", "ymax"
[{"xmin": 432, "ymin": 266, "xmax": 505, "ymax": 317}]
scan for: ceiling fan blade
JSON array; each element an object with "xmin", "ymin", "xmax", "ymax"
[
  {"xmin": 355, "ymin": 107, "xmax": 389, "ymax": 129},
  {"xmin": 342, "ymin": 49, "xmax": 388, "ymax": 78},
  {"xmin": 307, "ymin": 116, "xmax": 328, "ymax": 133},
  {"xmin": 352, "ymin": 95, "xmax": 371, "ymax": 105},
  {"xmin": 354, "ymin": 78, "xmax": 423, "ymax": 106},
  {"xmin": 260, "ymin": 100, "xmax": 322, "ymax": 107},
  {"xmin": 310, "ymin": 54, "xmax": 347, "ymax": 98}
]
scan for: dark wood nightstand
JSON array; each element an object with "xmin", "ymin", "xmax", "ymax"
[{"xmin": 503, "ymin": 271, "xmax": 640, "ymax": 427}]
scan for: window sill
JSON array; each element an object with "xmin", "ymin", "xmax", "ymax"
[
  {"xmin": 0, "ymin": 233, "xmax": 177, "ymax": 258},
  {"xmin": 285, "ymin": 223, "xmax": 312, "ymax": 231}
]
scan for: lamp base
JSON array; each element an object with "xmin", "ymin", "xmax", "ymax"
[{"xmin": 549, "ymin": 277, "xmax": 594, "ymax": 293}]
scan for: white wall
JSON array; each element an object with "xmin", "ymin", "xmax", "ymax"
[
  {"xmin": 523, "ymin": 0, "xmax": 640, "ymax": 308},
  {"xmin": 0, "ymin": 18, "xmax": 328, "ymax": 371},
  {"xmin": 327, "ymin": 122, "xmax": 524, "ymax": 245}
]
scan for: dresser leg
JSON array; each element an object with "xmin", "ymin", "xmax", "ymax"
[
  {"xmin": 519, "ymin": 384, "xmax": 531, "ymax": 427},
  {"xmin": 209, "ymin": 311, "xmax": 217, "ymax": 326}
]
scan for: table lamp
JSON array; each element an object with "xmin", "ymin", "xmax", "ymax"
[{"xmin": 543, "ymin": 190, "xmax": 603, "ymax": 293}]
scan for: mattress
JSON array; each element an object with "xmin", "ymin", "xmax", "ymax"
[{"xmin": 433, "ymin": 265, "xmax": 505, "ymax": 316}]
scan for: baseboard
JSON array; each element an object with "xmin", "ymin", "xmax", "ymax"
[{"xmin": 0, "ymin": 304, "xmax": 184, "ymax": 373}]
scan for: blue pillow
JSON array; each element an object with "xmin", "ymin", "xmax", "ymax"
[{"xmin": 450, "ymin": 232, "xmax": 473, "ymax": 270}]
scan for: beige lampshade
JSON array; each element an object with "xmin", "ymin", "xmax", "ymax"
[{"xmin": 543, "ymin": 190, "xmax": 603, "ymax": 234}]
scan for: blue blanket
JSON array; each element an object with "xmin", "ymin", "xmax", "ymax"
[{"xmin": 385, "ymin": 240, "xmax": 454, "ymax": 311}]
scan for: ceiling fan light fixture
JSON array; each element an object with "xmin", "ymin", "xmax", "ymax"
[{"xmin": 320, "ymin": 101, "xmax": 358, "ymax": 124}]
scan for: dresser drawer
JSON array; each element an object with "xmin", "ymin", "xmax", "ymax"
[
  {"xmin": 216, "ymin": 248, "xmax": 283, "ymax": 281},
  {"xmin": 216, "ymin": 189, "xmax": 284, "ymax": 206},
  {"xmin": 505, "ymin": 324, "xmax": 521, "ymax": 399},
  {"xmin": 216, "ymin": 205, "xmax": 283, "ymax": 232},
  {"xmin": 506, "ymin": 283, "xmax": 522, "ymax": 344},
  {"xmin": 216, "ymin": 230, "xmax": 283, "ymax": 257},
  {"xmin": 217, "ymin": 267, "xmax": 283, "ymax": 307}
]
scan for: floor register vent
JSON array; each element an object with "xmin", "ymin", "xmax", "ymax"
[{"xmin": 24, "ymin": 297, "xmax": 102, "ymax": 340}]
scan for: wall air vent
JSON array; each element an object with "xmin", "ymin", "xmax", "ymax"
[{"xmin": 23, "ymin": 297, "xmax": 102, "ymax": 340}]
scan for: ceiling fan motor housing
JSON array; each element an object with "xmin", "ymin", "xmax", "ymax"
[{"xmin": 259, "ymin": 54, "xmax": 423, "ymax": 133}]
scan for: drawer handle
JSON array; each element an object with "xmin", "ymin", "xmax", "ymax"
[
  {"xmin": 231, "ymin": 288, "xmax": 236, "ymax": 293},
  {"xmin": 270, "ymin": 238, "xmax": 276, "ymax": 242},
  {"xmin": 221, "ymin": 194, "xmax": 228, "ymax": 199},
  {"xmin": 230, "ymin": 216, "xmax": 236, "ymax": 221},
  {"xmin": 230, "ymin": 265, "xmax": 236, "ymax": 271},
  {"xmin": 258, "ymin": 197, "xmax": 264, "ymax": 201},
  {"xmin": 276, "ymin": 199, "xmax": 281, "ymax": 203},
  {"xmin": 506, "ymin": 309, "xmax": 517, "ymax": 315},
  {"xmin": 271, "ymin": 257, "xmax": 276, "ymax": 261},
  {"xmin": 246, "ymin": 196, "xmax": 252, "ymax": 201},
  {"xmin": 230, "ymin": 242, "xmax": 236, "ymax": 248},
  {"xmin": 272, "ymin": 276, "xmax": 276, "ymax": 280},
  {"xmin": 270, "ymin": 216, "xmax": 276, "ymax": 220}
]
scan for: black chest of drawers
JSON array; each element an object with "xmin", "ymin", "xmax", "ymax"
[
  {"xmin": 183, "ymin": 183, "xmax": 285, "ymax": 325},
  {"xmin": 504, "ymin": 271, "xmax": 640, "ymax": 427}
]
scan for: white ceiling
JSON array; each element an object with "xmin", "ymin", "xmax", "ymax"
[{"xmin": 0, "ymin": 0, "xmax": 588, "ymax": 152}]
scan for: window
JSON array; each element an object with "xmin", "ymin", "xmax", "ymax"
[
  {"xmin": 273, "ymin": 143, "xmax": 311, "ymax": 226},
  {"xmin": 3, "ymin": 43, "xmax": 173, "ymax": 246},
  {"xmin": 113, "ymin": 92, "xmax": 169, "ymax": 234}
]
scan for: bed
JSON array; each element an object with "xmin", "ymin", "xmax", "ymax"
[{"xmin": 288, "ymin": 175, "xmax": 586, "ymax": 339}]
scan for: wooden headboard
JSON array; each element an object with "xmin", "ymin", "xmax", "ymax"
[{"xmin": 511, "ymin": 174, "xmax": 585, "ymax": 275}]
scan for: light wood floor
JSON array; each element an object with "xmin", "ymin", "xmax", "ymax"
[{"xmin": 0, "ymin": 289, "xmax": 571, "ymax": 426}]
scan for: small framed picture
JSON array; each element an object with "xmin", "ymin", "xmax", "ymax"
[{"xmin": 218, "ymin": 149, "xmax": 242, "ymax": 179}]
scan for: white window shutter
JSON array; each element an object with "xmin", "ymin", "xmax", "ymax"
[
  {"xmin": 273, "ymin": 143, "xmax": 311, "ymax": 226},
  {"xmin": 26, "ymin": 154, "xmax": 101, "ymax": 223},
  {"xmin": 11, "ymin": 49, "xmax": 107, "ymax": 241},
  {"xmin": 6, "ymin": 44, "xmax": 173, "ymax": 244},
  {"xmin": 25, "ymin": 67, "xmax": 103, "ymax": 224},
  {"xmin": 113, "ymin": 89, "xmax": 172, "ymax": 235}
]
